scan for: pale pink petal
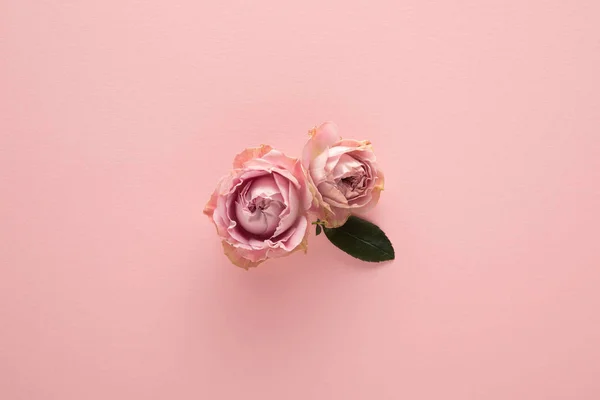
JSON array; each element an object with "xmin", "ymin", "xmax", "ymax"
[
  {"xmin": 237, "ymin": 169, "xmax": 270, "ymax": 183},
  {"xmin": 348, "ymin": 163, "xmax": 384, "ymax": 210},
  {"xmin": 294, "ymin": 161, "xmax": 316, "ymax": 214},
  {"xmin": 327, "ymin": 206, "xmax": 352, "ymax": 228},
  {"xmin": 222, "ymin": 241, "xmax": 266, "ymax": 270},
  {"xmin": 347, "ymin": 146, "xmax": 377, "ymax": 163},
  {"xmin": 351, "ymin": 186, "xmax": 381, "ymax": 214},
  {"xmin": 331, "ymin": 154, "xmax": 363, "ymax": 180},
  {"xmin": 243, "ymin": 163, "xmax": 301, "ymax": 189},
  {"xmin": 303, "ymin": 169, "xmax": 328, "ymax": 221},
  {"xmin": 213, "ymin": 191, "xmax": 233, "ymax": 237},
  {"xmin": 337, "ymin": 138, "xmax": 372, "ymax": 148},
  {"xmin": 232, "ymin": 145, "xmax": 273, "ymax": 169},
  {"xmin": 317, "ymin": 181, "xmax": 351, "ymax": 228},
  {"xmin": 204, "ymin": 173, "xmax": 234, "ymax": 233},
  {"xmin": 272, "ymin": 174, "xmax": 299, "ymax": 237},
  {"xmin": 247, "ymin": 175, "xmax": 279, "ymax": 198},
  {"xmin": 318, "ymin": 181, "xmax": 348, "ymax": 207},
  {"xmin": 308, "ymin": 150, "xmax": 330, "ymax": 185},
  {"xmin": 260, "ymin": 200, "xmax": 285, "ymax": 235},
  {"xmin": 302, "ymin": 121, "xmax": 341, "ymax": 167},
  {"xmin": 240, "ymin": 157, "xmax": 277, "ymax": 172},
  {"xmin": 323, "ymin": 152, "xmax": 344, "ymax": 175},
  {"xmin": 225, "ymin": 189, "xmax": 253, "ymax": 244},
  {"xmin": 328, "ymin": 142, "xmax": 376, "ymax": 164},
  {"xmin": 347, "ymin": 192, "xmax": 373, "ymax": 208},
  {"xmin": 261, "ymin": 148, "xmax": 298, "ymax": 171},
  {"xmin": 277, "ymin": 215, "xmax": 308, "ymax": 251},
  {"xmin": 375, "ymin": 167, "xmax": 385, "ymax": 191},
  {"xmin": 352, "ymin": 167, "xmax": 384, "ymax": 212},
  {"xmin": 203, "ymin": 188, "xmax": 219, "ymax": 218},
  {"xmin": 325, "ymin": 144, "xmax": 356, "ymax": 159},
  {"xmin": 226, "ymin": 223, "xmax": 252, "ymax": 246}
]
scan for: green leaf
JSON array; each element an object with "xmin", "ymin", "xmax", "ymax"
[
  {"xmin": 315, "ymin": 224, "xmax": 322, "ymax": 236},
  {"xmin": 323, "ymin": 216, "xmax": 395, "ymax": 262}
]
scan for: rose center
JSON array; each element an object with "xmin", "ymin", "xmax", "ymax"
[
  {"xmin": 341, "ymin": 176, "xmax": 360, "ymax": 190},
  {"xmin": 248, "ymin": 198, "xmax": 271, "ymax": 213},
  {"xmin": 338, "ymin": 169, "xmax": 367, "ymax": 199},
  {"xmin": 235, "ymin": 176, "xmax": 286, "ymax": 237}
]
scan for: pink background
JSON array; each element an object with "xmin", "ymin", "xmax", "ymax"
[{"xmin": 1, "ymin": 0, "xmax": 600, "ymax": 399}]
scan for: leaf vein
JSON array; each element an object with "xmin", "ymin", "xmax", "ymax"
[{"xmin": 334, "ymin": 229, "xmax": 394, "ymax": 258}]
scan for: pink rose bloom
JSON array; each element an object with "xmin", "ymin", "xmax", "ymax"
[
  {"xmin": 302, "ymin": 122, "xmax": 384, "ymax": 228},
  {"xmin": 204, "ymin": 145, "xmax": 314, "ymax": 269}
]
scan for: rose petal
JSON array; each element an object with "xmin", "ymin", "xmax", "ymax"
[
  {"xmin": 327, "ymin": 205, "xmax": 352, "ymax": 228},
  {"xmin": 277, "ymin": 215, "xmax": 308, "ymax": 251},
  {"xmin": 294, "ymin": 161, "xmax": 317, "ymax": 216},
  {"xmin": 272, "ymin": 174, "xmax": 300, "ymax": 237},
  {"xmin": 308, "ymin": 150, "xmax": 330, "ymax": 185},
  {"xmin": 351, "ymin": 167, "xmax": 384, "ymax": 213},
  {"xmin": 247, "ymin": 175, "xmax": 279, "ymax": 197},
  {"xmin": 232, "ymin": 145, "xmax": 274, "ymax": 169},
  {"xmin": 243, "ymin": 162, "xmax": 301, "ymax": 189},
  {"xmin": 318, "ymin": 181, "xmax": 348, "ymax": 207},
  {"xmin": 302, "ymin": 121, "xmax": 341, "ymax": 167},
  {"xmin": 331, "ymin": 154, "xmax": 363, "ymax": 180},
  {"xmin": 222, "ymin": 241, "xmax": 266, "ymax": 269},
  {"xmin": 261, "ymin": 149, "xmax": 298, "ymax": 171}
]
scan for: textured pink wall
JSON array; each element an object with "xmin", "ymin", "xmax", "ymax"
[{"xmin": 1, "ymin": 0, "xmax": 600, "ymax": 399}]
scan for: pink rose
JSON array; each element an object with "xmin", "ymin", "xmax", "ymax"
[
  {"xmin": 204, "ymin": 145, "xmax": 314, "ymax": 269},
  {"xmin": 302, "ymin": 122, "xmax": 384, "ymax": 228}
]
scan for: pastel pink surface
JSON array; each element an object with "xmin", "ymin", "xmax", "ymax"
[{"xmin": 1, "ymin": 0, "xmax": 599, "ymax": 399}]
